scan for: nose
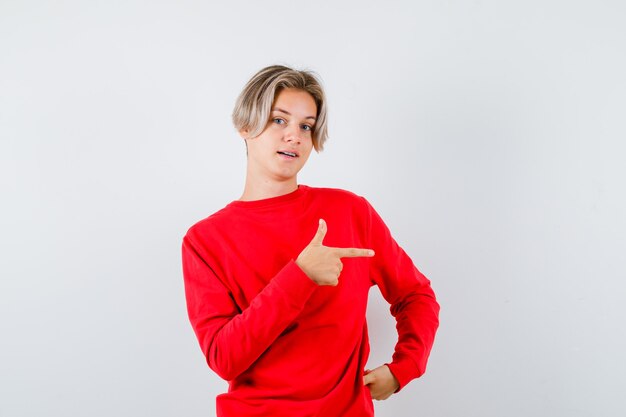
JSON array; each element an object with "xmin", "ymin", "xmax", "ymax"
[{"xmin": 284, "ymin": 124, "xmax": 301, "ymax": 144}]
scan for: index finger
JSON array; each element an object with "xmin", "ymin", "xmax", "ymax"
[{"xmin": 332, "ymin": 247, "xmax": 375, "ymax": 258}]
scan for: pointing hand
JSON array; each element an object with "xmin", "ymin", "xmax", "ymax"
[{"xmin": 296, "ymin": 219, "xmax": 375, "ymax": 286}]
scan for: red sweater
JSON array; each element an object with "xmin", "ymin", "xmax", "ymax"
[{"xmin": 182, "ymin": 185, "xmax": 439, "ymax": 417}]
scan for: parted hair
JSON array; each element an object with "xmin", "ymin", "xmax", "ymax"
[{"xmin": 232, "ymin": 65, "xmax": 328, "ymax": 151}]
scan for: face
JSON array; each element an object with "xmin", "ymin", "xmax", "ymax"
[{"xmin": 241, "ymin": 88, "xmax": 317, "ymax": 184}]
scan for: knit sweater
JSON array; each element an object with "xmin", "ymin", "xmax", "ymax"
[{"xmin": 182, "ymin": 185, "xmax": 439, "ymax": 417}]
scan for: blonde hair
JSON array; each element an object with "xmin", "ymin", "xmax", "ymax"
[{"xmin": 232, "ymin": 65, "xmax": 328, "ymax": 152}]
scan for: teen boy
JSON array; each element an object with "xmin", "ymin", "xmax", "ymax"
[{"xmin": 182, "ymin": 65, "xmax": 439, "ymax": 416}]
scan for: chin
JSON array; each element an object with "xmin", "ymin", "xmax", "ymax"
[{"xmin": 275, "ymin": 168, "xmax": 302, "ymax": 181}]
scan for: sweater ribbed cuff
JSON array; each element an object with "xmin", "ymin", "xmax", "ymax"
[
  {"xmin": 273, "ymin": 259, "xmax": 318, "ymax": 308},
  {"xmin": 387, "ymin": 358, "xmax": 422, "ymax": 392}
]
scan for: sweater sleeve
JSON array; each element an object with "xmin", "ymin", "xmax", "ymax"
[
  {"xmin": 362, "ymin": 197, "xmax": 440, "ymax": 391},
  {"xmin": 181, "ymin": 236, "xmax": 318, "ymax": 381}
]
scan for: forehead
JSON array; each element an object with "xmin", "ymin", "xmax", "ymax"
[{"xmin": 272, "ymin": 88, "xmax": 317, "ymax": 115}]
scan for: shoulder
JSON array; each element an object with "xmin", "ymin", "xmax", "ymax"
[
  {"xmin": 305, "ymin": 185, "xmax": 376, "ymax": 217},
  {"xmin": 183, "ymin": 205, "xmax": 236, "ymax": 245},
  {"xmin": 305, "ymin": 185, "xmax": 368, "ymax": 206}
]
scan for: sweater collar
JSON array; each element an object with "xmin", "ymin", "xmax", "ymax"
[{"xmin": 227, "ymin": 184, "xmax": 309, "ymax": 209}]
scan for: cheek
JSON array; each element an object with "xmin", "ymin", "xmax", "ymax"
[
  {"xmin": 303, "ymin": 138, "xmax": 314, "ymax": 154},
  {"xmin": 301, "ymin": 145, "xmax": 314, "ymax": 161}
]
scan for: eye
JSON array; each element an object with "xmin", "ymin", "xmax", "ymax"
[
  {"xmin": 301, "ymin": 124, "xmax": 313, "ymax": 132},
  {"xmin": 273, "ymin": 117, "xmax": 286, "ymax": 125}
]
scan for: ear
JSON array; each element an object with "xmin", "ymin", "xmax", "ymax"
[{"xmin": 238, "ymin": 128, "xmax": 250, "ymax": 140}]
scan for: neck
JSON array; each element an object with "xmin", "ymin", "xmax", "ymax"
[{"xmin": 239, "ymin": 176, "xmax": 299, "ymax": 201}]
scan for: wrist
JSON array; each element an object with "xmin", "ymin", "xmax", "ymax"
[{"xmin": 295, "ymin": 258, "xmax": 313, "ymax": 281}]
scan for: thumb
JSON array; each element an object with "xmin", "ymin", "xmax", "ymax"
[
  {"xmin": 363, "ymin": 371, "xmax": 375, "ymax": 386},
  {"xmin": 310, "ymin": 219, "xmax": 327, "ymax": 246}
]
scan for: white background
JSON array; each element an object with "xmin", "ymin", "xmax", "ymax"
[{"xmin": 1, "ymin": 1, "xmax": 625, "ymax": 416}]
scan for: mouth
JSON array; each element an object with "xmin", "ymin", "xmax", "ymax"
[{"xmin": 277, "ymin": 150, "xmax": 298, "ymax": 158}]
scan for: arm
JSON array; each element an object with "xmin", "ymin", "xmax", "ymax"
[
  {"xmin": 363, "ymin": 197, "xmax": 440, "ymax": 392},
  {"xmin": 182, "ymin": 220, "xmax": 374, "ymax": 382},
  {"xmin": 182, "ymin": 236, "xmax": 318, "ymax": 381}
]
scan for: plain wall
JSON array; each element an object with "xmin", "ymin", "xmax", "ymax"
[{"xmin": 1, "ymin": 1, "xmax": 625, "ymax": 416}]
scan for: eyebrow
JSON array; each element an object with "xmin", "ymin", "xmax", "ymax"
[{"xmin": 272, "ymin": 107, "xmax": 317, "ymax": 121}]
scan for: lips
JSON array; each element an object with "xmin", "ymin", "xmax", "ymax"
[{"xmin": 277, "ymin": 150, "xmax": 299, "ymax": 158}]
